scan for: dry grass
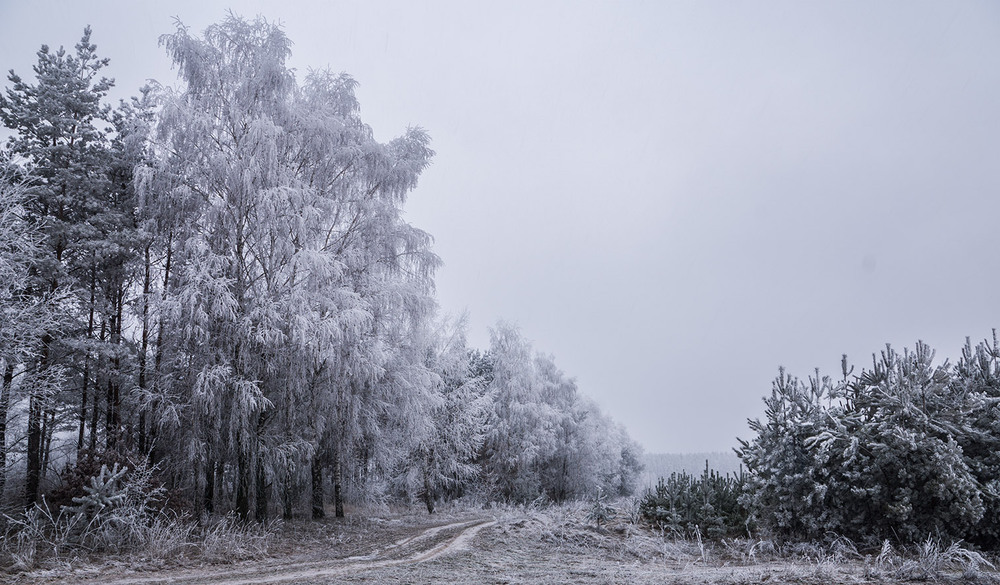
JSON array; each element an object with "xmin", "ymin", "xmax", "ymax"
[
  {"xmin": 8, "ymin": 499, "xmax": 1000, "ymax": 584},
  {"xmin": 0, "ymin": 506, "xmax": 279, "ymax": 574},
  {"xmin": 862, "ymin": 537, "xmax": 997, "ymax": 582}
]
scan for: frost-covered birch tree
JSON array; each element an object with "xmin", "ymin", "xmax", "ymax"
[
  {"xmin": 534, "ymin": 353, "xmax": 643, "ymax": 501},
  {"xmin": 139, "ymin": 15, "xmax": 438, "ymax": 520},
  {"xmin": 396, "ymin": 315, "xmax": 488, "ymax": 513},
  {"xmin": 278, "ymin": 70, "xmax": 438, "ymax": 518},
  {"xmin": 139, "ymin": 17, "xmax": 298, "ymax": 519},
  {"xmin": 479, "ymin": 323, "xmax": 558, "ymax": 501},
  {"xmin": 476, "ymin": 322, "xmax": 642, "ymax": 503}
]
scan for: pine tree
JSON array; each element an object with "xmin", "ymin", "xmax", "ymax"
[
  {"xmin": 0, "ymin": 175, "xmax": 65, "ymax": 501},
  {"xmin": 0, "ymin": 27, "xmax": 127, "ymax": 507},
  {"xmin": 740, "ymin": 343, "xmax": 989, "ymax": 544},
  {"xmin": 952, "ymin": 332, "xmax": 1000, "ymax": 546},
  {"xmin": 736, "ymin": 368, "xmax": 830, "ymax": 539}
]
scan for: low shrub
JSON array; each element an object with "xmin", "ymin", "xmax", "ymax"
[{"xmin": 640, "ymin": 462, "xmax": 750, "ymax": 539}]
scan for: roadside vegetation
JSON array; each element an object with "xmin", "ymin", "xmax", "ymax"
[{"xmin": 9, "ymin": 496, "xmax": 1000, "ymax": 584}]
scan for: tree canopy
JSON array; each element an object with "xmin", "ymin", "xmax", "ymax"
[{"xmin": 0, "ymin": 15, "xmax": 643, "ymax": 522}]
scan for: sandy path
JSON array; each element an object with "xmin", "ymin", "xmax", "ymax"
[{"xmin": 69, "ymin": 518, "xmax": 496, "ymax": 585}]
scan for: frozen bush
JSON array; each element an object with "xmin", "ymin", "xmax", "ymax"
[
  {"xmin": 739, "ymin": 341, "xmax": 999, "ymax": 545},
  {"xmin": 640, "ymin": 463, "xmax": 749, "ymax": 539}
]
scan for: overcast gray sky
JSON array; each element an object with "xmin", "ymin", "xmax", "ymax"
[{"xmin": 3, "ymin": 1, "xmax": 999, "ymax": 454}]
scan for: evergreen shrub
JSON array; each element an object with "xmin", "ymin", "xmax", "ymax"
[
  {"xmin": 640, "ymin": 462, "xmax": 750, "ymax": 538},
  {"xmin": 739, "ymin": 336, "xmax": 1000, "ymax": 547}
]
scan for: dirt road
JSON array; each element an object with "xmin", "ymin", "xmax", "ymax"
[
  {"xmin": 20, "ymin": 507, "xmax": 992, "ymax": 584},
  {"xmin": 33, "ymin": 518, "xmax": 496, "ymax": 585}
]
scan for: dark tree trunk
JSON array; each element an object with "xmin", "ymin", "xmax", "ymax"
[
  {"xmin": 25, "ymin": 334, "xmax": 50, "ymax": 509},
  {"xmin": 25, "ymin": 396, "xmax": 42, "ymax": 509},
  {"xmin": 40, "ymin": 406, "xmax": 56, "ymax": 482},
  {"xmin": 283, "ymin": 473, "xmax": 294, "ymax": 520},
  {"xmin": 79, "ymin": 260, "xmax": 96, "ymax": 451},
  {"xmin": 311, "ymin": 455, "xmax": 324, "ymax": 519},
  {"xmin": 78, "ymin": 360, "xmax": 89, "ymax": 450},
  {"xmin": 333, "ymin": 447, "xmax": 344, "ymax": 518},
  {"xmin": 236, "ymin": 448, "xmax": 251, "ymax": 521},
  {"xmin": 205, "ymin": 459, "xmax": 215, "ymax": 514},
  {"xmin": 106, "ymin": 287, "xmax": 124, "ymax": 450},
  {"xmin": 423, "ymin": 471, "xmax": 435, "ymax": 514},
  {"xmin": 137, "ymin": 244, "xmax": 151, "ymax": 455},
  {"xmin": 0, "ymin": 362, "xmax": 14, "ymax": 498},
  {"xmin": 90, "ymin": 320, "xmax": 107, "ymax": 453},
  {"xmin": 149, "ymin": 235, "xmax": 172, "ymax": 464},
  {"xmin": 255, "ymin": 454, "xmax": 267, "ymax": 522},
  {"xmin": 559, "ymin": 455, "xmax": 569, "ymax": 502},
  {"xmin": 105, "ymin": 307, "xmax": 116, "ymax": 448},
  {"xmin": 114, "ymin": 286, "xmax": 124, "ymax": 435},
  {"xmin": 282, "ymin": 461, "xmax": 296, "ymax": 520},
  {"xmin": 422, "ymin": 449, "xmax": 435, "ymax": 514},
  {"xmin": 105, "ymin": 377, "xmax": 116, "ymax": 449},
  {"xmin": 136, "ymin": 408, "xmax": 146, "ymax": 455},
  {"xmin": 89, "ymin": 375, "xmax": 100, "ymax": 452}
]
